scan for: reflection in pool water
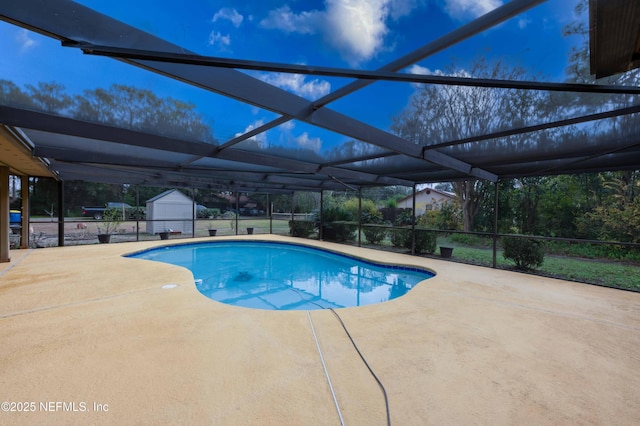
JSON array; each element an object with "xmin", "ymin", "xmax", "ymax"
[{"xmin": 128, "ymin": 241, "xmax": 434, "ymax": 310}]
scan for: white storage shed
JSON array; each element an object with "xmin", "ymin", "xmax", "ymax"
[{"xmin": 146, "ymin": 189, "xmax": 195, "ymax": 234}]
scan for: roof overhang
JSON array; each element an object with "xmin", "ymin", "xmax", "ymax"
[
  {"xmin": 0, "ymin": 125, "xmax": 55, "ymax": 178},
  {"xmin": 590, "ymin": 0, "xmax": 640, "ymax": 78}
]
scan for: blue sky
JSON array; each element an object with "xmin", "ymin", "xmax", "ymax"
[{"xmin": 0, "ymin": 0, "xmax": 582, "ymax": 155}]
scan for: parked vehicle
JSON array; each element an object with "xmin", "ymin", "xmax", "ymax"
[{"xmin": 81, "ymin": 203, "xmax": 145, "ymax": 220}]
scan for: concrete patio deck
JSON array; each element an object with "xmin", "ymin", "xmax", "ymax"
[{"xmin": 1, "ymin": 235, "xmax": 639, "ymax": 425}]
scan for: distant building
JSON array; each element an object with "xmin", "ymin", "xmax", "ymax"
[
  {"xmin": 146, "ymin": 189, "xmax": 195, "ymax": 234},
  {"xmin": 397, "ymin": 188, "xmax": 456, "ymax": 216},
  {"xmin": 215, "ymin": 192, "xmax": 261, "ymax": 215}
]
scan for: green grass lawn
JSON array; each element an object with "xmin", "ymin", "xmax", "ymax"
[
  {"xmin": 198, "ymin": 218, "xmax": 290, "ymax": 235},
  {"xmin": 434, "ymin": 237, "xmax": 640, "ymax": 291},
  {"xmin": 356, "ymin": 233, "xmax": 640, "ymax": 291}
]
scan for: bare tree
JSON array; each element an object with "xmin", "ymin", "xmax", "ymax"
[
  {"xmin": 392, "ymin": 58, "xmax": 547, "ymax": 231},
  {"xmin": 25, "ymin": 81, "xmax": 72, "ymax": 113}
]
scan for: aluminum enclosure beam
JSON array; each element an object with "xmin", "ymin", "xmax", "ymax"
[
  {"xmin": 2, "ymin": 106, "xmax": 412, "ymax": 187},
  {"xmin": 50, "ymin": 161, "xmax": 345, "ymax": 192},
  {"xmin": 0, "ymin": 0, "xmax": 496, "ymax": 182},
  {"xmin": 0, "ymin": 106, "xmax": 217, "ymax": 158},
  {"xmin": 198, "ymin": 0, "xmax": 546, "ymax": 174},
  {"xmin": 78, "ymin": 43, "xmax": 640, "ymax": 95},
  {"xmin": 424, "ymin": 104, "xmax": 640, "ymax": 151}
]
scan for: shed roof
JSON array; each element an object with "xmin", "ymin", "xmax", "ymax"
[
  {"xmin": 146, "ymin": 189, "xmax": 192, "ymax": 204},
  {"xmin": 1, "ymin": 0, "xmax": 639, "ymax": 193}
]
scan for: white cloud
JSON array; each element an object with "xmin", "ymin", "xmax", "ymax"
[
  {"xmin": 280, "ymin": 121, "xmax": 295, "ymax": 131},
  {"xmin": 324, "ymin": 0, "xmax": 391, "ymax": 65},
  {"xmin": 212, "ymin": 8, "xmax": 244, "ymax": 28},
  {"xmin": 443, "ymin": 0, "xmax": 503, "ymax": 20},
  {"xmin": 408, "ymin": 64, "xmax": 471, "ymax": 78},
  {"xmin": 406, "ymin": 64, "xmax": 477, "ymax": 88},
  {"xmin": 294, "ymin": 132, "xmax": 322, "ymax": 152},
  {"xmin": 235, "ymin": 119, "xmax": 321, "ymax": 152},
  {"xmin": 407, "ymin": 64, "xmax": 442, "ymax": 88},
  {"xmin": 388, "ymin": 0, "xmax": 418, "ymax": 20},
  {"xmin": 274, "ymin": 120, "xmax": 321, "ymax": 152},
  {"xmin": 259, "ymin": 72, "xmax": 331, "ymax": 100},
  {"xmin": 260, "ymin": 0, "xmax": 418, "ymax": 65},
  {"xmin": 16, "ymin": 29, "xmax": 37, "ymax": 52},
  {"xmin": 236, "ymin": 119, "xmax": 267, "ymax": 146},
  {"xmin": 260, "ymin": 6, "xmax": 321, "ymax": 34},
  {"xmin": 208, "ymin": 31, "xmax": 231, "ymax": 48},
  {"xmin": 518, "ymin": 18, "xmax": 531, "ymax": 29},
  {"xmin": 408, "ymin": 64, "xmax": 432, "ymax": 75}
]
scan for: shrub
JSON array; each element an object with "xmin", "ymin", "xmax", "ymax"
[
  {"xmin": 197, "ymin": 207, "xmax": 219, "ymax": 219},
  {"xmin": 104, "ymin": 206, "xmax": 146, "ymax": 221},
  {"xmin": 435, "ymin": 202, "xmax": 462, "ymax": 230},
  {"xmin": 390, "ymin": 228, "xmax": 410, "ymax": 247},
  {"xmin": 289, "ymin": 220, "xmax": 316, "ymax": 238},
  {"xmin": 360, "ymin": 207, "xmax": 383, "ymax": 225},
  {"xmin": 359, "ymin": 204, "xmax": 386, "ymax": 245},
  {"xmin": 388, "ymin": 228, "xmax": 436, "ymax": 253},
  {"xmin": 414, "ymin": 229, "xmax": 437, "ymax": 254},
  {"xmin": 385, "ymin": 198, "xmax": 398, "ymax": 208},
  {"xmin": 98, "ymin": 207, "xmax": 123, "ymax": 235},
  {"xmin": 417, "ymin": 211, "xmax": 438, "ymax": 228},
  {"xmin": 322, "ymin": 222, "xmax": 356, "ymax": 242},
  {"xmin": 125, "ymin": 206, "xmax": 146, "ymax": 219},
  {"xmin": 502, "ymin": 237, "xmax": 545, "ymax": 270},
  {"xmin": 362, "ymin": 224, "xmax": 387, "ymax": 245},
  {"xmin": 342, "ymin": 198, "xmax": 379, "ymax": 220},
  {"xmin": 394, "ymin": 210, "xmax": 414, "ymax": 226},
  {"xmin": 318, "ymin": 206, "xmax": 356, "ymax": 242}
]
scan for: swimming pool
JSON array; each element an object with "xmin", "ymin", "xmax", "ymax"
[{"xmin": 128, "ymin": 241, "xmax": 434, "ymax": 310}]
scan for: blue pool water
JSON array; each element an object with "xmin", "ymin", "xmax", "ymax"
[{"xmin": 128, "ymin": 241, "xmax": 434, "ymax": 311}]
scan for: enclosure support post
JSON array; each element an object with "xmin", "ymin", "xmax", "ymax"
[
  {"xmin": 135, "ymin": 186, "xmax": 140, "ymax": 241},
  {"xmin": 0, "ymin": 166, "xmax": 10, "ymax": 262},
  {"xmin": 268, "ymin": 194, "xmax": 272, "ymax": 234},
  {"xmin": 319, "ymin": 190, "xmax": 324, "ymax": 240},
  {"xmin": 191, "ymin": 188, "xmax": 196, "ymax": 238},
  {"xmin": 235, "ymin": 192, "xmax": 239, "ymax": 235},
  {"xmin": 57, "ymin": 180, "xmax": 65, "ymax": 247},
  {"xmin": 493, "ymin": 180, "xmax": 499, "ymax": 268},
  {"xmin": 411, "ymin": 184, "xmax": 416, "ymax": 255},
  {"xmin": 358, "ymin": 188, "xmax": 362, "ymax": 247},
  {"xmin": 20, "ymin": 175, "xmax": 29, "ymax": 249}
]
